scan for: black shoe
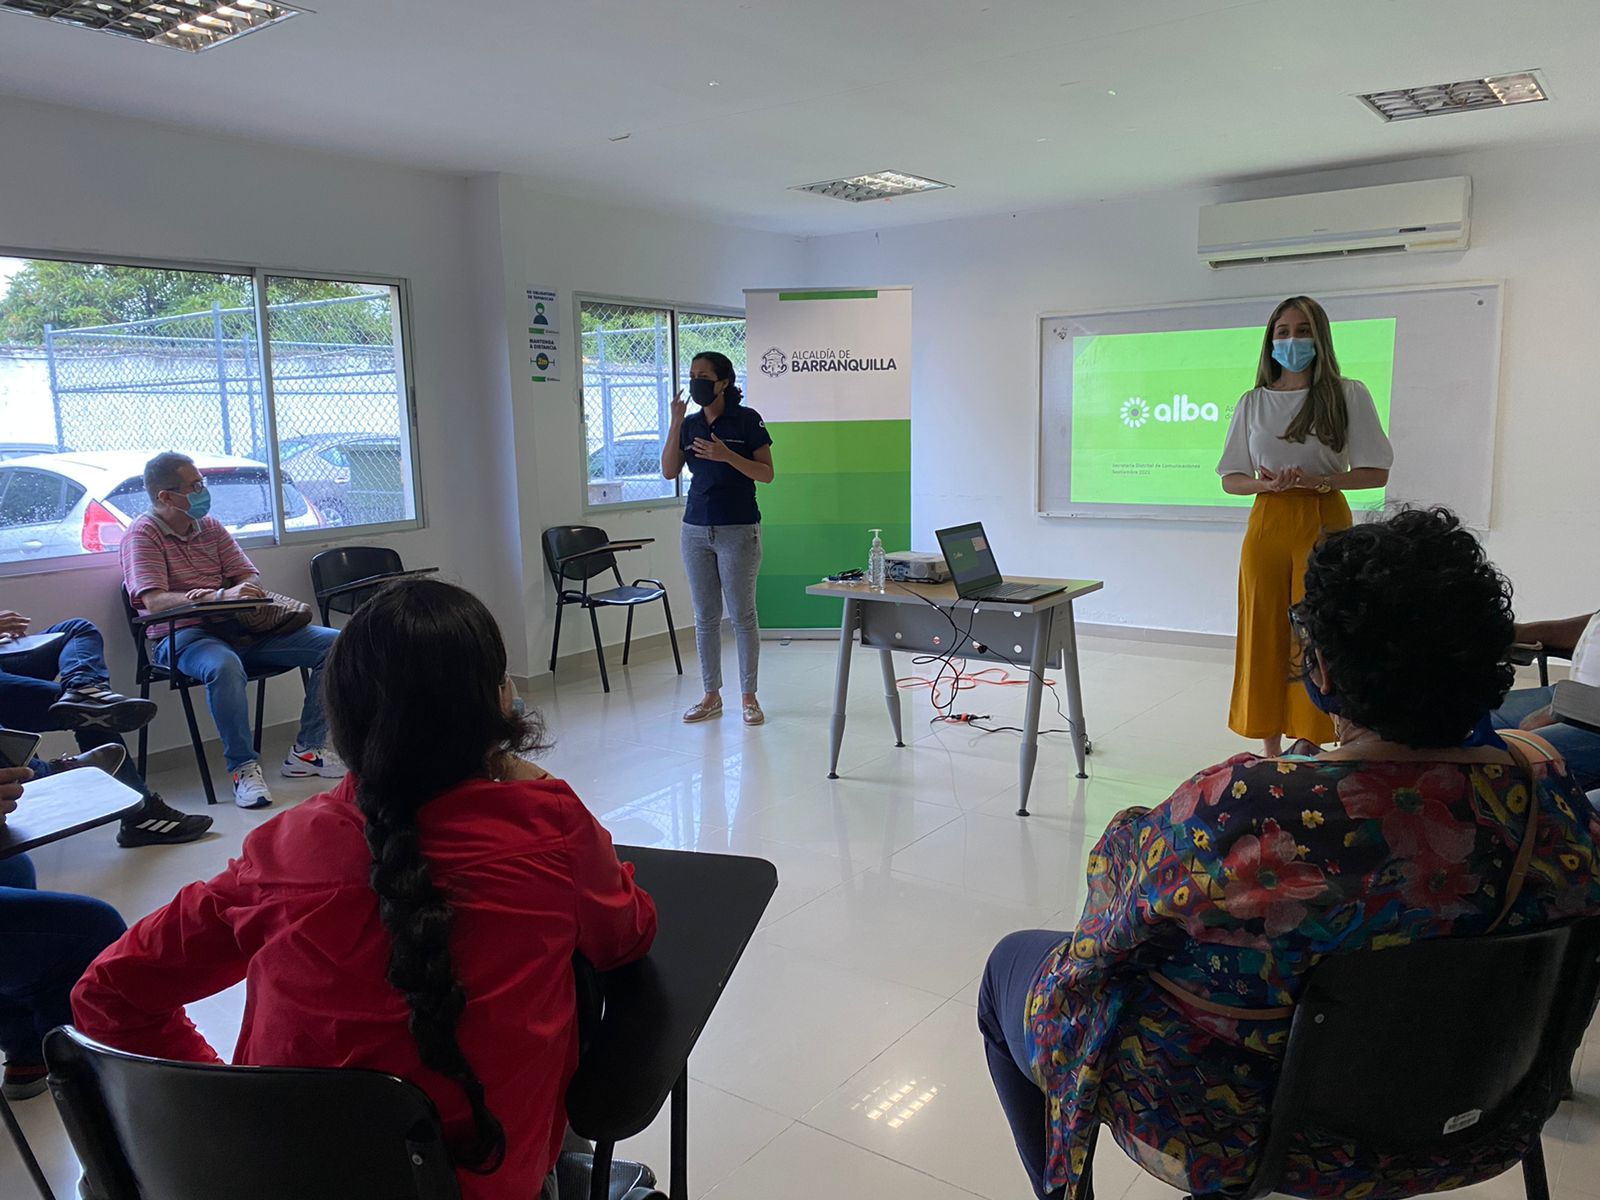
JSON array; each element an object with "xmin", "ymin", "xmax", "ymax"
[
  {"xmin": 49, "ymin": 685, "xmax": 157, "ymax": 733},
  {"xmin": 46, "ymin": 744, "xmax": 129, "ymax": 778},
  {"xmin": 118, "ymin": 794, "xmax": 213, "ymax": 848}
]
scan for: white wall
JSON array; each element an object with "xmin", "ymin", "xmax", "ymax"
[
  {"xmin": 481, "ymin": 176, "xmax": 806, "ymax": 671},
  {"xmin": 801, "ymin": 139, "xmax": 1600, "ymax": 635},
  {"xmin": 0, "ymin": 98, "xmax": 806, "ymax": 761},
  {"xmin": 0, "ymin": 97, "xmax": 516, "ymax": 758}
]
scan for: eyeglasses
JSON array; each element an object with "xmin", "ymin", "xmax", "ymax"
[{"xmin": 1288, "ymin": 605, "xmax": 1310, "ymax": 643}]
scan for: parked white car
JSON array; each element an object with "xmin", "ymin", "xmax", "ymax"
[{"xmin": 0, "ymin": 450, "xmax": 322, "ymax": 564}]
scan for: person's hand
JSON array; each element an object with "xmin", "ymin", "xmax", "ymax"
[
  {"xmin": 1271, "ymin": 467, "xmax": 1307, "ymax": 492},
  {"xmin": 0, "ymin": 765, "xmax": 31, "ymax": 824},
  {"xmin": 0, "ymin": 610, "xmax": 30, "ymax": 641},
  {"xmin": 225, "ymin": 582, "xmax": 267, "ymax": 601},
  {"xmin": 691, "ymin": 434, "xmax": 735, "ymax": 463},
  {"xmin": 186, "ymin": 587, "xmax": 219, "ymax": 602},
  {"xmin": 1519, "ymin": 705, "xmax": 1558, "ymax": 732},
  {"xmin": 669, "ymin": 391, "xmax": 687, "ymax": 425}
]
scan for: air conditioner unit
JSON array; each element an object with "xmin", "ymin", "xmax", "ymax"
[{"xmin": 1198, "ymin": 177, "xmax": 1471, "ymax": 268}]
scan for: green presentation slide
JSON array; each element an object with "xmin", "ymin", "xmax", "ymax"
[{"xmin": 1069, "ymin": 318, "xmax": 1396, "ymax": 509}]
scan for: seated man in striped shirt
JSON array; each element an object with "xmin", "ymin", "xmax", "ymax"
[{"xmin": 119, "ymin": 452, "xmax": 344, "ymax": 810}]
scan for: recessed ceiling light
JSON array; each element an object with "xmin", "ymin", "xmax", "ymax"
[
  {"xmin": 0, "ymin": 0, "xmax": 302, "ymax": 51},
  {"xmin": 791, "ymin": 170, "xmax": 950, "ymax": 204},
  {"xmin": 1358, "ymin": 70, "xmax": 1547, "ymax": 122}
]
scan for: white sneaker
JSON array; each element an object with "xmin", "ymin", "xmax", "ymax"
[
  {"xmin": 281, "ymin": 744, "xmax": 348, "ymax": 779},
  {"xmin": 231, "ymin": 761, "xmax": 273, "ymax": 809}
]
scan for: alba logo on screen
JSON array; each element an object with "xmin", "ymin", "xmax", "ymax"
[{"xmin": 1120, "ymin": 394, "xmax": 1220, "ymax": 428}]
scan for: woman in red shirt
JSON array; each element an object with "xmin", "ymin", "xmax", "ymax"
[{"xmin": 73, "ymin": 580, "xmax": 657, "ymax": 1199}]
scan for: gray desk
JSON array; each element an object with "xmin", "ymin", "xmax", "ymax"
[{"xmin": 805, "ymin": 577, "xmax": 1104, "ymax": 816}]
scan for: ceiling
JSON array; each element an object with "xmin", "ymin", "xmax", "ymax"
[{"xmin": 1, "ymin": 0, "xmax": 1595, "ymax": 236}]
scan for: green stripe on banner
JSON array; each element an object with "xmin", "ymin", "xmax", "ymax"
[
  {"xmin": 758, "ymin": 419, "xmax": 910, "ymax": 629},
  {"xmin": 777, "ymin": 290, "xmax": 879, "ymax": 302}
]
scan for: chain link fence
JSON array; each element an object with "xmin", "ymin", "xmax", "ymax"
[
  {"xmin": 581, "ymin": 301, "xmax": 745, "ymax": 506},
  {"xmin": 41, "ymin": 291, "xmax": 413, "ymax": 527}
]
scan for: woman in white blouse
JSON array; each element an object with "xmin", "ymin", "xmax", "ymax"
[{"xmin": 1216, "ymin": 296, "xmax": 1393, "ymax": 755}]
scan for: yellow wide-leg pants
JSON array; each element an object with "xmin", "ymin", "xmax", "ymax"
[{"xmin": 1228, "ymin": 491, "xmax": 1352, "ymax": 743}]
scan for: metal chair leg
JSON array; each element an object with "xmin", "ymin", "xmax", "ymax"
[
  {"xmin": 550, "ymin": 601, "xmax": 565, "ymax": 674},
  {"xmin": 178, "ymin": 686, "xmax": 218, "ymax": 806},
  {"xmin": 1, "ymin": 1090, "xmax": 55, "ymax": 1200},
  {"xmin": 253, "ymin": 677, "xmax": 267, "ymax": 755},
  {"xmin": 136, "ymin": 679, "xmax": 151, "ymax": 778},
  {"xmin": 623, "ymin": 607, "xmax": 636, "ymax": 665},
  {"xmin": 589, "ymin": 1139, "xmax": 614, "ymax": 1200},
  {"xmin": 587, "ymin": 605, "xmax": 610, "ymax": 693},
  {"xmin": 661, "ymin": 593, "xmax": 683, "ymax": 676},
  {"xmin": 1523, "ymin": 1137, "xmax": 1551, "ymax": 1200}
]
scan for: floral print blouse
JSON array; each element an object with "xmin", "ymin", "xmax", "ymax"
[{"xmin": 1025, "ymin": 737, "xmax": 1600, "ymax": 1198}]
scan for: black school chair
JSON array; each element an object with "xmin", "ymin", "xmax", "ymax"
[
  {"xmin": 1076, "ymin": 916, "xmax": 1600, "ymax": 1200},
  {"xmin": 120, "ymin": 588, "xmax": 307, "ymax": 806},
  {"xmin": 541, "ymin": 526, "xmax": 681, "ymax": 693},
  {"xmin": 43, "ymin": 1027, "xmax": 664, "ymax": 1200},
  {"xmin": 309, "ymin": 546, "xmax": 437, "ymax": 626}
]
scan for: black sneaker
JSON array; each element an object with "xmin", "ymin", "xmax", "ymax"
[
  {"xmin": 49, "ymin": 684, "xmax": 158, "ymax": 733},
  {"xmin": 117, "ymin": 794, "xmax": 214, "ymax": 848}
]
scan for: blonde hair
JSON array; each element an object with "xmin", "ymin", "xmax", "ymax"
[{"xmin": 1255, "ymin": 296, "xmax": 1348, "ymax": 453}]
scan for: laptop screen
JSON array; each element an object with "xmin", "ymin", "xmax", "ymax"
[{"xmin": 935, "ymin": 522, "xmax": 1002, "ymax": 592}]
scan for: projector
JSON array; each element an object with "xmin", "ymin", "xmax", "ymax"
[{"xmin": 885, "ymin": 550, "xmax": 950, "ymax": 583}]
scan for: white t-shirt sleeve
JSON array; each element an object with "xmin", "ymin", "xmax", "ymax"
[
  {"xmin": 1342, "ymin": 380, "xmax": 1394, "ymax": 470},
  {"xmin": 1216, "ymin": 394, "xmax": 1255, "ymax": 477},
  {"xmin": 1568, "ymin": 612, "xmax": 1600, "ymax": 687}
]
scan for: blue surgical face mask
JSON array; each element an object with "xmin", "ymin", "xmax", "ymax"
[
  {"xmin": 182, "ymin": 487, "xmax": 212, "ymax": 522},
  {"xmin": 1272, "ymin": 338, "xmax": 1317, "ymax": 374},
  {"xmin": 1302, "ymin": 670, "xmax": 1342, "ymax": 717},
  {"xmin": 688, "ymin": 378, "xmax": 717, "ymax": 406}
]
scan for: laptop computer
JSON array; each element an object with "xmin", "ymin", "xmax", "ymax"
[{"xmin": 934, "ymin": 522, "xmax": 1067, "ymax": 603}]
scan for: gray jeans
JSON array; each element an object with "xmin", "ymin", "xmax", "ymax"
[{"xmin": 681, "ymin": 522, "xmax": 762, "ymax": 694}]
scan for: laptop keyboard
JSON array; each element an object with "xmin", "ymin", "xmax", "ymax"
[{"xmin": 975, "ymin": 582, "xmax": 1039, "ymax": 600}]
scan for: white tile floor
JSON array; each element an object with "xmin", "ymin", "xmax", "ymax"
[{"xmin": 6, "ymin": 634, "xmax": 1598, "ymax": 1200}]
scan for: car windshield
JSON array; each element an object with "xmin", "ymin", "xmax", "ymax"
[{"xmin": 108, "ymin": 468, "xmax": 309, "ymax": 525}]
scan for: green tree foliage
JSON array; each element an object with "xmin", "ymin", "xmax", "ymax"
[{"xmin": 0, "ymin": 259, "xmax": 384, "ymax": 345}]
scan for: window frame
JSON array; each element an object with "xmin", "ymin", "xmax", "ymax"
[
  {"xmin": 0, "ymin": 245, "xmax": 425, "ymax": 578},
  {"xmin": 575, "ymin": 291, "xmax": 745, "ymax": 515}
]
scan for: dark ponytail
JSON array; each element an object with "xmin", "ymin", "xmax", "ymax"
[
  {"xmin": 693, "ymin": 351, "xmax": 742, "ymax": 407},
  {"xmin": 323, "ymin": 579, "xmax": 548, "ymax": 1174}
]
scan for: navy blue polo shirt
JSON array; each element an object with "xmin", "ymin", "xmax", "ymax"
[{"xmin": 680, "ymin": 403, "xmax": 773, "ymax": 527}]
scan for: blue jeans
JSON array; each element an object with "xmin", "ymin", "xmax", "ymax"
[
  {"xmin": 0, "ymin": 854, "xmax": 126, "ymax": 1065},
  {"xmin": 979, "ymin": 929, "xmax": 1071, "ymax": 1199},
  {"xmin": 0, "ymin": 618, "xmax": 151, "ymax": 800},
  {"xmin": 1492, "ymin": 687, "xmax": 1600, "ymax": 793},
  {"xmin": 681, "ymin": 523, "xmax": 762, "ymax": 694},
  {"xmin": 153, "ymin": 624, "xmax": 338, "ymax": 772}
]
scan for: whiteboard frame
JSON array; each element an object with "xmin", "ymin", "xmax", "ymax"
[{"xmin": 1033, "ymin": 279, "xmax": 1505, "ymax": 525}]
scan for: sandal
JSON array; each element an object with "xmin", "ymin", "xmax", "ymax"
[
  {"xmin": 682, "ymin": 698, "xmax": 724, "ymax": 723},
  {"xmin": 742, "ymin": 701, "xmax": 765, "ymax": 726}
]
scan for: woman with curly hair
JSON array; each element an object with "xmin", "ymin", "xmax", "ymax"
[
  {"xmin": 72, "ymin": 580, "xmax": 657, "ymax": 1200},
  {"xmin": 979, "ymin": 508, "xmax": 1600, "ymax": 1200}
]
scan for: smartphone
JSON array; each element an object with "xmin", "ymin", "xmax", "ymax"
[{"xmin": 0, "ymin": 727, "xmax": 42, "ymax": 770}]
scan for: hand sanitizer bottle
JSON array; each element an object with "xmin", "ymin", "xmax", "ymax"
[{"xmin": 868, "ymin": 528, "xmax": 886, "ymax": 592}]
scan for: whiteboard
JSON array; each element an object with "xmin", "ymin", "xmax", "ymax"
[{"xmin": 1036, "ymin": 282, "xmax": 1503, "ymax": 526}]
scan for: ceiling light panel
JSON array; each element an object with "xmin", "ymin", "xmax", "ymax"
[
  {"xmin": 1358, "ymin": 71, "xmax": 1547, "ymax": 122},
  {"xmin": 792, "ymin": 170, "xmax": 950, "ymax": 203},
  {"xmin": 0, "ymin": 0, "xmax": 301, "ymax": 52}
]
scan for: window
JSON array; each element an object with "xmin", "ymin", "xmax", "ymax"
[
  {"xmin": 0, "ymin": 253, "xmax": 420, "ymax": 568},
  {"xmin": 580, "ymin": 298, "xmax": 745, "ymax": 508}
]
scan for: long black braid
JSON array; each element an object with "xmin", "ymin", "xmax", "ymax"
[{"xmin": 323, "ymin": 579, "xmax": 547, "ymax": 1174}]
